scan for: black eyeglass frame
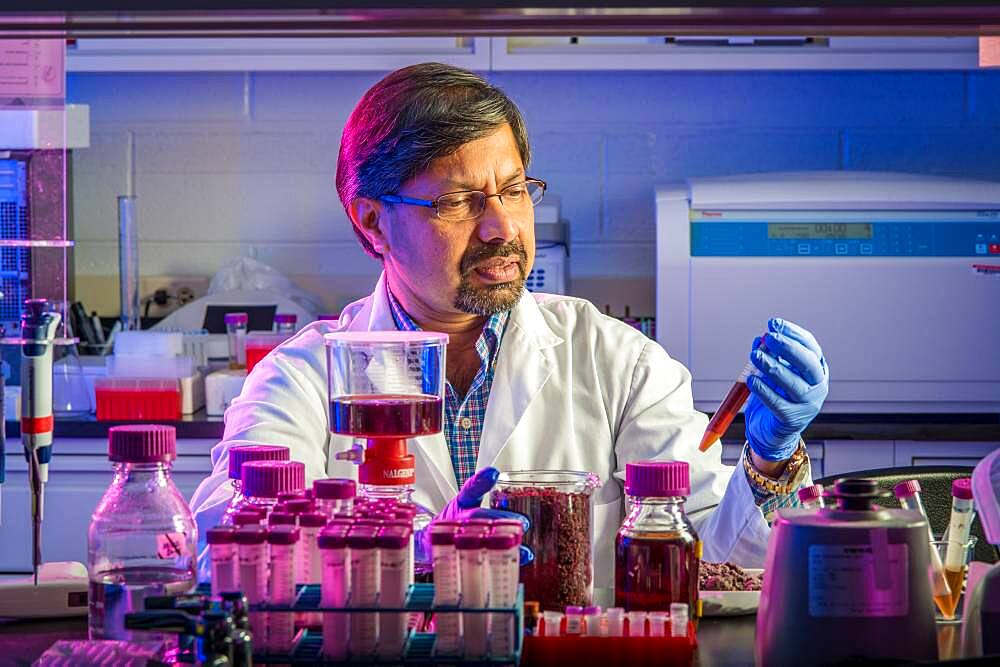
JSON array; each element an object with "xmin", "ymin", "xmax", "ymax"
[{"xmin": 378, "ymin": 178, "xmax": 547, "ymax": 222}]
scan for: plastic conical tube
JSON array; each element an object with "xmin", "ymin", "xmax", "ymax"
[{"xmin": 894, "ymin": 480, "xmax": 950, "ymax": 598}]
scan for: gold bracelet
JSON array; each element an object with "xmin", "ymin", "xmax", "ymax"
[{"xmin": 743, "ymin": 443, "xmax": 808, "ymax": 495}]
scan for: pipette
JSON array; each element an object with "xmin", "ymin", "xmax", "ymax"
[
  {"xmin": 20, "ymin": 299, "xmax": 61, "ymax": 585},
  {"xmin": 893, "ymin": 480, "xmax": 951, "ymax": 601},
  {"xmin": 699, "ymin": 334, "xmax": 767, "ymax": 452}
]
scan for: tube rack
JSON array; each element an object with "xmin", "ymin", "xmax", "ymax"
[{"xmin": 203, "ymin": 582, "xmax": 524, "ymax": 665}]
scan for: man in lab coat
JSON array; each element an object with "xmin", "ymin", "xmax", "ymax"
[{"xmin": 190, "ymin": 63, "xmax": 829, "ymax": 599}]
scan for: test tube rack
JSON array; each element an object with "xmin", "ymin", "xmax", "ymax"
[{"xmin": 197, "ymin": 582, "xmax": 524, "ymax": 665}]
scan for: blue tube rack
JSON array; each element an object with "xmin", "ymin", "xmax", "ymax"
[{"xmin": 246, "ymin": 582, "xmax": 524, "ymax": 665}]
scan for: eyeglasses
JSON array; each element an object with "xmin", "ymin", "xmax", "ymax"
[{"xmin": 379, "ymin": 178, "xmax": 547, "ymax": 222}]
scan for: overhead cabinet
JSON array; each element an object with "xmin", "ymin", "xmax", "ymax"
[
  {"xmin": 66, "ymin": 37, "xmax": 491, "ymax": 72},
  {"xmin": 491, "ymin": 36, "xmax": 981, "ymax": 70}
]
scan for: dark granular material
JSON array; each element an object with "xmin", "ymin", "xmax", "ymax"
[
  {"xmin": 490, "ymin": 485, "xmax": 592, "ymax": 611},
  {"xmin": 699, "ymin": 561, "xmax": 763, "ymax": 591}
]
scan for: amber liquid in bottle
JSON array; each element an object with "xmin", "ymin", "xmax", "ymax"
[{"xmin": 615, "ymin": 530, "xmax": 700, "ymax": 612}]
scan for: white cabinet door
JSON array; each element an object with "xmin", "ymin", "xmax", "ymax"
[
  {"xmin": 491, "ymin": 36, "xmax": 979, "ymax": 71},
  {"xmin": 67, "ymin": 37, "xmax": 490, "ymax": 72},
  {"xmin": 0, "ymin": 438, "xmax": 214, "ymax": 573},
  {"xmin": 821, "ymin": 440, "xmax": 895, "ymax": 479},
  {"xmin": 893, "ymin": 441, "xmax": 999, "ymax": 468}
]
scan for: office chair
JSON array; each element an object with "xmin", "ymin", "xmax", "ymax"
[{"xmin": 815, "ymin": 466, "xmax": 997, "ymax": 563}]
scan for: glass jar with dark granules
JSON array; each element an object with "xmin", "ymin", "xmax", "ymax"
[{"xmin": 489, "ymin": 470, "xmax": 601, "ymax": 611}]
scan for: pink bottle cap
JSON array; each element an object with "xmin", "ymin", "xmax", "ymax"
[
  {"xmin": 299, "ymin": 512, "xmax": 328, "ymax": 529},
  {"xmin": 108, "ymin": 425, "xmax": 176, "ymax": 463},
  {"xmin": 798, "ymin": 484, "xmax": 825, "ymax": 503},
  {"xmin": 241, "ymin": 460, "xmax": 305, "ymax": 499},
  {"xmin": 224, "ymin": 312, "xmax": 248, "ymax": 325},
  {"xmin": 317, "ymin": 526, "xmax": 349, "ymax": 549},
  {"xmin": 376, "ymin": 526, "xmax": 412, "ymax": 550},
  {"xmin": 485, "ymin": 532, "xmax": 520, "ymax": 550},
  {"xmin": 233, "ymin": 511, "xmax": 262, "ymax": 527},
  {"xmin": 277, "ymin": 491, "xmax": 304, "ymax": 503},
  {"xmin": 206, "ymin": 526, "xmax": 236, "ymax": 545},
  {"xmin": 893, "ymin": 479, "xmax": 921, "ymax": 499},
  {"xmin": 273, "ymin": 313, "xmax": 297, "ymax": 324},
  {"xmin": 347, "ymin": 526, "xmax": 379, "ymax": 549},
  {"xmin": 233, "ymin": 525, "xmax": 267, "ymax": 545},
  {"xmin": 267, "ymin": 525, "xmax": 301, "ymax": 545},
  {"xmin": 625, "ymin": 460, "xmax": 690, "ymax": 497},
  {"xmin": 565, "ymin": 606, "xmax": 584, "ymax": 616},
  {"xmin": 228, "ymin": 445, "xmax": 290, "ymax": 480},
  {"xmin": 313, "ymin": 478, "xmax": 357, "ymax": 500},
  {"xmin": 317, "ymin": 314, "xmax": 339, "ymax": 321},
  {"xmin": 430, "ymin": 523, "xmax": 459, "ymax": 546},
  {"xmin": 953, "ymin": 478, "xmax": 973, "ymax": 500},
  {"xmin": 286, "ymin": 499, "xmax": 315, "ymax": 514},
  {"xmin": 267, "ymin": 512, "xmax": 297, "ymax": 526}
]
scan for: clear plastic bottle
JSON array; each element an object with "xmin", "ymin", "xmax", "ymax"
[
  {"xmin": 88, "ymin": 425, "xmax": 197, "ymax": 640},
  {"xmin": 221, "ymin": 445, "xmax": 290, "ymax": 526},
  {"xmin": 614, "ymin": 460, "xmax": 700, "ymax": 613},
  {"xmin": 224, "ymin": 312, "xmax": 248, "ymax": 370},
  {"xmin": 273, "ymin": 313, "xmax": 297, "ymax": 333}
]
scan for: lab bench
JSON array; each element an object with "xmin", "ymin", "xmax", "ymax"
[
  {"xmin": 0, "ymin": 613, "xmax": 983, "ymax": 666},
  {"xmin": 1, "ymin": 412, "xmax": 997, "ymax": 573}
]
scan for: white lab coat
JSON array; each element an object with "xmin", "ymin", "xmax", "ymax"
[{"xmin": 190, "ymin": 272, "xmax": 781, "ymax": 602}]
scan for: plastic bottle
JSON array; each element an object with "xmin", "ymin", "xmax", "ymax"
[
  {"xmin": 273, "ymin": 313, "xmax": 297, "ymax": 333},
  {"xmin": 224, "ymin": 312, "xmax": 248, "ymax": 370},
  {"xmin": 221, "ymin": 445, "xmax": 290, "ymax": 526},
  {"xmin": 319, "ymin": 526, "xmax": 351, "ymax": 661},
  {"xmin": 267, "ymin": 524, "xmax": 300, "ymax": 653},
  {"xmin": 615, "ymin": 460, "xmax": 700, "ymax": 612},
  {"xmin": 88, "ymin": 425, "xmax": 196, "ymax": 640},
  {"xmin": 313, "ymin": 478, "xmax": 356, "ymax": 518},
  {"xmin": 240, "ymin": 460, "xmax": 305, "ymax": 520}
]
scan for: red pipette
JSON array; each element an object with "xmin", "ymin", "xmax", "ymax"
[{"xmin": 699, "ymin": 335, "xmax": 767, "ymax": 452}]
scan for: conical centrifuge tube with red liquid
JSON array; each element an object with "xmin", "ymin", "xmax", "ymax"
[{"xmin": 699, "ymin": 334, "xmax": 768, "ymax": 452}]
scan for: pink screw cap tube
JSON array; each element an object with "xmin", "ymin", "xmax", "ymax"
[
  {"xmin": 894, "ymin": 479, "xmax": 951, "ymax": 598},
  {"xmin": 207, "ymin": 526, "xmax": 238, "ymax": 597},
  {"xmin": 318, "ymin": 527, "xmax": 350, "ymax": 661},
  {"xmin": 267, "ymin": 525, "xmax": 300, "ymax": 653}
]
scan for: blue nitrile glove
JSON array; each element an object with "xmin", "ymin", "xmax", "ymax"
[
  {"xmin": 745, "ymin": 318, "xmax": 829, "ymax": 462},
  {"xmin": 418, "ymin": 467, "xmax": 533, "ymax": 566}
]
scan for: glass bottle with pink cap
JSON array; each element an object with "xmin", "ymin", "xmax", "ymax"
[
  {"xmin": 221, "ymin": 444, "xmax": 290, "ymax": 526},
  {"xmin": 240, "ymin": 460, "xmax": 306, "ymax": 520},
  {"xmin": 87, "ymin": 424, "xmax": 197, "ymax": 640},
  {"xmin": 614, "ymin": 460, "xmax": 700, "ymax": 612}
]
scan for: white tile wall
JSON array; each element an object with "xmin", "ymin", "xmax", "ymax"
[{"xmin": 67, "ymin": 68, "xmax": 1000, "ymax": 316}]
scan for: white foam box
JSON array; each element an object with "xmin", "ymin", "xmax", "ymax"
[
  {"xmin": 205, "ymin": 369, "xmax": 247, "ymax": 416},
  {"xmin": 180, "ymin": 372, "xmax": 206, "ymax": 415}
]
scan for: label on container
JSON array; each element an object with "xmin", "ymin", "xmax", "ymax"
[{"xmin": 808, "ymin": 542, "xmax": 908, "ymax": 617}]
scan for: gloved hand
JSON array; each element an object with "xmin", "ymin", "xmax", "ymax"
[
  {"xmin": 418, "ymin": 467, "xmax": 533, "ymax": 566},
  {"xmin": 745, "ymin": 318, "xmax": 829, "ymax": 462}
]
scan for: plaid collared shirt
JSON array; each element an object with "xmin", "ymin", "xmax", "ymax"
[{"xmin": 387, "ymin": 289, "xmax": 509, "ymax": 488}]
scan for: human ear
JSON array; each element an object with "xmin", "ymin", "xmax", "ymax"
[{"xmin": 348, "ymin": 197, "xmax": 390, "ymax": 255}]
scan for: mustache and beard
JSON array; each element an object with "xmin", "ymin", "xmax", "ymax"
[{"xmin": 454, "ymin": 240, "xmax": 529, "ymax": 316}]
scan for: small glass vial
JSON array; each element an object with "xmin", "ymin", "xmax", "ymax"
[
  {"xmin": 581, "ymin": 605, "xmax": 602, "ymax": 636},
  {"xmin": 486, "ymin": 532, "xmax": 521, "ymax": 658},
  {"xmin": 207, "ymin": 527, "xmax": 238, "ymax": 597},
  {"xmin": 626, "ymin": 610, "xmax": 647, "ymax": 637},
  {"xmin": 313, "ymin": 478, "xmax": 356, "ymax": 518},
  {"xmin": 615, "ymin": 460, "xmax": 700, "ymax": 613},
  {"xmin": 606, "ymin": 607, "xmax": 626, "ymax": 637},
  {"xmin": 318, "ymin": 527, "xmax": 350, "ymax": 661},
  {"xmin": 240, "ymin": 460, "xmax": 305, "ymax": 520},
  {"xmin": 378, "ymin": 525, "xmax": 412, "ymax": 660},
  {"xmin": 234, "ymin": 525, "xmax": 269, "ymax": 647},
  {"xmin": 267, "ymin": 525, "xmax": 300, "ymax": 654},
  {"xmin": 88, "ymin": 425, "xmax": 196, "ymax": 640},
  {"xmin": 456, "ymin": 529, "xmax": 488, "ymax": 659},
  {"xmin": 797, "ymin": 483, "xmax": 825, "ymax": 510},
  {"xmin": 273, "ymin": 313, "xmax": 297, "ymax": 333},
  {"xmin": 431, "ymin": 521, "xmax": 462, "ymax": 656},
  {"xmin": 648, "ymin": 610, "xmax": 669, "ymax": 637},
  {"xmin": 542, "ymin": 611, "xmax": 563, "ymax": 637},
  {"xmin": 221, "ymin": 445, "xmax": 290, "ymax": 526},
  {"xmin": 348, "ymin": 525, "xmax": 380, "ymax": 658},
  {"xmin": 224, "ymin": 312, "xmax": 248, "ymax": 369}
]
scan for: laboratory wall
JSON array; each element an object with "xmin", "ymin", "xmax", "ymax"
[{"xmin": 66, "ymin": 69, "xmax": 1000, "ymax": 318}]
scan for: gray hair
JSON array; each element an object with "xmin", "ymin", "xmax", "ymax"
[{"xmin": 335, "ymin": 62, "xmax": 531, "ymax": 259}]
